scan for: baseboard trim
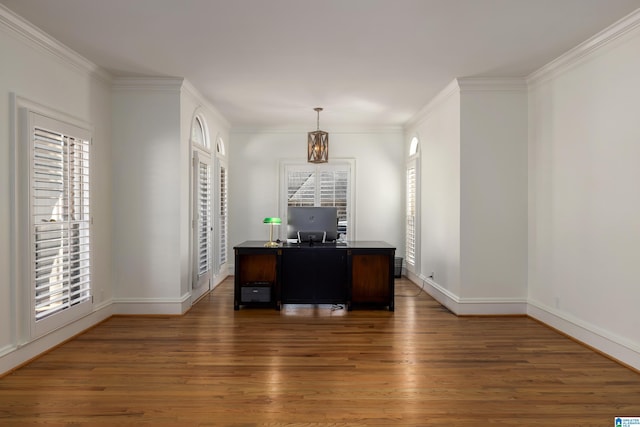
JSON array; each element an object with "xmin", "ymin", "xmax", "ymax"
[
  {"xmin": 527, "ymin": 300, "xmax": 640, "ymax": 371},
  {"xmin": 112, "ymin": 293, "xmax": 191, "ymax": 315},
  {"xmin": 407, "ymin": 271, "xmax": 527, "ymax": 315},
  {"xmin": 0, "ymin": 304, "xmax": 113, "ymax": 377},
  {"xmin": 405, "ymin": 273, "xmax": 640, "ymax": 371}
]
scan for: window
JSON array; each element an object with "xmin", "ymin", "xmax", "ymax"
[
  {"xmin": 196, "ymin": 153, "xmax": 212, "ymax": 279},
  {"xmin": 282, "ymin": 161, "xmax": 353, "ymax": 240},
  {"xmin": 406, "ymin": 136, "xmax": 419, "ymax": 270},
  {"xmin": 218, "ymin": 162, "xmax": 228, "ymax": 267},
  {"xmin": 409, "ymin": 136, "xmax": 419, "ymax": 156},
  {"xmin": 191, "ymin": 115, "xmax": 212, "ymax": 292},
  {"xmin": 215, "ymin": 136, "xmax": 228, "ymax": 272},
  {"xmin": 406, "ymin": 161, "xmax": 417, "ymax": 267},
  {"xmin": 192, "ymin": 116, "xmax": 208, "ymax": 148},
  {"xmin": 28, "ymin": 111, "xmax": 93, "ymax": 337},
  {"xmin": 216, "ymin": 136, "xmax": 225, "ymax": 156}
]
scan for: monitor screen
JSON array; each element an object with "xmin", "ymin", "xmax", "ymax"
[{"xmin": 287, "ymin": 207, "xmax": 338, "ymax": 242}]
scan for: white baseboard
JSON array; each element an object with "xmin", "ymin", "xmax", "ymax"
[
  {"xmin": 0, "ymin": 304, "xmax": 113, "ymax": 376},
  {"xmin": 405, "ymin": 273, "xmax": 640, "ymax": 371},
  {"xmin": 112, "ymin": 293, "xmax": 191, "ymax": 315},
  {"xmin": 406, "ymin": 271, "xmax": 527, "ymax": 315},
  {"xmin": 528, "ymin": 300, "xmax": 640, "ymax": 371}
]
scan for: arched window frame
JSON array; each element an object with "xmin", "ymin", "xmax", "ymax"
[
  {"xmin": 409, "ymin": 135, "xmax": 420, "ymax": 157},
  {"xmin": 216, "ymin": 135, "xmax": 226, "ymax": 157},
  {"xmin": 191, "ymin": 115, "xmax": 210, "ymax": 150}
]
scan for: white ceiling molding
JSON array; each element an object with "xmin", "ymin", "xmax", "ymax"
[
  {"xmin": 457, "ymin": 77, "xmax": 527, "ymax": 93},
  {"xmin": 3, "ymin": 1, "xmax": 639, "ymax": 128},
  {"xmin": 527, "ymin": 8, "xmax": 640, "ymax": 87},
  {"xmin": 111, "ymin": 77, "xmax": 184, "ymax": 93},
  {"xmin": 404, "ymin": 79, "xmax": 460, "ymax": 130},
  {"xmin": 0, "ymin": 4, "xmax": 111, "ymax": 83},
  {"xmin": 182, "ymin": 80, "xmax": 231, "ymax": 129},
  {"xmin": 230, "ymin": 125, "xmax": 403, "ymax": 135}
]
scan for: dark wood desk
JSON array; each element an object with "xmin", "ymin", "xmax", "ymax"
[{"xmin": 233, "ymin": 241, "xmax": 395, "ymax": 311}]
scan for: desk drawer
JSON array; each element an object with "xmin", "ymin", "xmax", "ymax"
[{"xmin": 241, "ymin": 284, "xmax": 271, "ymax": 303}]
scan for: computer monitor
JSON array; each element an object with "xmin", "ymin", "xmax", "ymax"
[{"xmin": 287, "ymin": 207, "xmax": 338, "ymax": 243}]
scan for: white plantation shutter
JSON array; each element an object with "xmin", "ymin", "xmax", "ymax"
[
  {"xmin": 197, "ymin": 159, "xmax": 212, "ymax": 277},
  {"xmin": 30, "ymin": 112, "xmax": 92, "ymax": 336},
  {"xmin": 287, "ymin": 170, "xmax": 315, "ymax": 207},
  {"xmin": 320, "ymin": 169, "xmax": 348, "ymax": 222},
  {"xmin": 190, "ymin": 116, "xmax": 213, "ymax": 295},
  {"xmin": 406, "ymin": 163, "xmax": 417, "ymax": 266},
  {"xmin": 284, "ymin": 163, "xmax": 352, "ymax": 240},
  {"xmin": 218, "ymin": 164, "xmax": 228, "ymax": 266}
]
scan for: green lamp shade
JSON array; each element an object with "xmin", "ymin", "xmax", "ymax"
[{"xmin": 263, "ymin": 217, "xmax": 281, "ymax": 247}]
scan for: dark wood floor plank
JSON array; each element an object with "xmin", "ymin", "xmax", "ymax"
[{"xmin": 0, "ymin": 276, "xmax": 638, "ymax": 426}]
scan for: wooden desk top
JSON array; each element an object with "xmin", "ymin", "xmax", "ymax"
[{"xmin": 234, "ymin": 240, "xmax": 395, "ymax": 250}]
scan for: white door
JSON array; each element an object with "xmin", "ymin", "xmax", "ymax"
[{"xmin": 192, "ymin": 150, "xmax": 212, "ymax": 300}]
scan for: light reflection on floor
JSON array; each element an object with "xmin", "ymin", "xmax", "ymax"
[{"xmin": 279, "ymin": 303, "xmax": 350, "ymax": 317}]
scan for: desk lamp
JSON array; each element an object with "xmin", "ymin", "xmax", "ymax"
[{"xmin": 263, "ymin": 217, "xmax": 282, "ymax": 247}]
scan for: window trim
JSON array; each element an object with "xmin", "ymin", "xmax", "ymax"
[
  {"xmin": 409, "ymin": 135, "xmax": 420, "ymax": 157},
  {"xmin": 12, "ymin": 94, "xmax": 94, "ymax": 340},
  {"xmin": 191, "ymin": 115, "xmax": 210, "ymax": 150}
]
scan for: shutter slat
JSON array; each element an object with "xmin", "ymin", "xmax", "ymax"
[
  {"xmin": 406, "ymin": 166, "xmax": 416, "ymax": 265},
  {"xmin": 219, "ymin": 165, "xmax": 228, "ymax": 265},
  {"xmin": 286, "ymin": 165, "xmax": 350, "ymax": 237},
  {"xmin": 197, "ymin": 161, "xmax": 211, "ymax": 276},
  {"xmin": 32, "ymin": 123, "xmax": 91, "ymax": 323}
]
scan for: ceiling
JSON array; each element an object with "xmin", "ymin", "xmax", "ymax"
[{"xmin": 2, "ymin": 0, "xmax": 639, "ymax": 128}]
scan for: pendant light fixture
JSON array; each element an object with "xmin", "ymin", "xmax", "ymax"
[{"xmin": 307, "ymin": 107, "xmax": 328, "ymax": 163}]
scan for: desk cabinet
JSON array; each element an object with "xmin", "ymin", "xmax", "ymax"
[
  {"xmin": 349, "ymin": 250, "xmax": 394, "ymax": 311},
  {"xmin": 234, "ymin": 247, "xmax": 280, "ymax": 310},
  {"xmin": 234, "ymin": 241, "xmax": 394, "ymax": 311}
]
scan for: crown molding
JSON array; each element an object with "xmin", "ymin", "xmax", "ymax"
[
  {"xmin": 230, "ymin": 124, "xmax": 403, "ymax": 134},
  {"xmin": 404, "ymin": 79, "xmax": 460, "ymax": 130},
  {"xmin": 182, "ymin": 80, "xmax": 231, "ymax": 129},
  {"xmin": 0, "ymin": 4, "xmax": 112, "ymax": 83},
  {"xmin": 111, "ymin": 76, "xmax": 185, "ymax": 92},
  {"xmin": 527, "ymin": 7, "xmax": 640, "ymax": 86},
  {"xmin": 457, "ymin": 77, "xmax": 527, "ymax": 92}
]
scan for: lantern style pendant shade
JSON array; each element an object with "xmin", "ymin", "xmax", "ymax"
[{"xmin": 308, "ymin": 107, "xmax": 328, "ymax": 163}]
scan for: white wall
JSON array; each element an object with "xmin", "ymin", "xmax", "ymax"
[
  {"xmin": 111, "ymin": 78, "xmax": 185, "ymax": 313},
  {"xmin": 459, "ymin": 80, "xmax": 528, "ymax": 303},
  {"xmin": 405, "ymin": 83, "xmax": 462, "ymax": 298},
  {"xmin": 228, "ymin": 128, "xmax": 404, "ymax": 251},
  {"xmin": 0, "ymin": 6, "xmax": 113, "ymax": 373},
  {"xmin": 111, "ymin": 79, "xmax": 231, "ymax": 314},
  {"xmin": 405, "ymin": 78, "xmax": 528, "ymax": 315},
  {"xmin": 527, "ymin": 11, "xmax": 640, "ymax": 369}
]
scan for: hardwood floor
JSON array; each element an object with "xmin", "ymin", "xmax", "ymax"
[{"xmin": 1, "ymin": 277, "xmax": 638, "ymax": 426}]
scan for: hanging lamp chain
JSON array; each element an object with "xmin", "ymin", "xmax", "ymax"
[{"xmin": 314, "ymin": 107, "xmax": 323, "ymax": 131}]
